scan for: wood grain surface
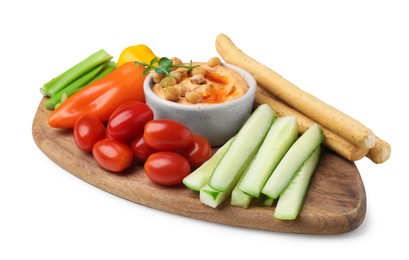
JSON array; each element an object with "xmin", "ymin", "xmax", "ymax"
[{"xmin": 32, "ymin": 98, "xmax": 366, "ymax": 235}]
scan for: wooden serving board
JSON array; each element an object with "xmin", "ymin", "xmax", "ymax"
[{"xmin": 32, "ymin": 98, "xmax": 366, "ymax": 235}]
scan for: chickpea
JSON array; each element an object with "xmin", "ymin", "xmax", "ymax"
[
  {"xmin": 190, "ymin": 66, "xmax": 206, "ymax": 75},
  {"xmin": 175, "ymin": 83, "xmax": 187, "ymax": 97},
  {"xmin": 152, "ymin": 72, "xmax": 166, "ymax": 83},
  {"xmin": 171, "ymin": 57, "xmax": 183, "ymax": 68},
  {"xmin": 160, "ymin": 75, "xmax": 177, "ymax": 87},
  {"xmin": 190, "ymin": 74, "xmax": 206, "ymax": 85},
  {"xmin": 163, "ymin": 86, "xmax": 180, "ymax": 102},
  {"xmin": 202, "ymin": 84, "xmax": 212, "ymax": 97},
  {"xmin": 170, "ymin": 71, "xmax": 182, "ymax": 82},
  {"xmin": 208, "ymin": 57, "xmax": 221, "ymax": 67},
  {"xmin": 185, "ymin": 90, "xmax": 203, "ymax": 104}
]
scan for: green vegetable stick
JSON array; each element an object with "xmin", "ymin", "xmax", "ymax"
[
  {"xmin": 199, "ymin": 185, "xmax": 229, "ymax": 208},
  {"xmin": 40, "ymin": 49, "xmax": 113, "ymax": 97},
  {"xmin": 208, "ymin": 104, "xmax": 275, "ymax": 192},
  {"xmin": 200, "ymin": 147, "xmax": 257, "ymax": 208},
  {"xmin": 261, "ymin": 195, "xmax": 275, "ymax": 207},
  {"xmin": 91, "ymin": 61, "xmax": 117, "ymax": 81},
  {"xmin": 44, "ymin": 62, "xmax": 107, "ymax": 109},
  {"xmin": 274, "ymin": 147, "xmax": 321, "ymax": 220},
  {"xmin": 231, "ymin": 173, "xmax": 253, "ymax": 208},
  {"xmin": 261, "ymin": 124, "xmax": 323, "ymax": 199},
  {"xmin": 52, "ymin": 61, "xmax": 117, "ymax": 109},
  {"xmin": 183, "ymin": 137, "xmax": 234, "ymax": 191}
]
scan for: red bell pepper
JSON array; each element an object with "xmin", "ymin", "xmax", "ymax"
[{"xmin": 48, "ymin": 62, "xmax": 147, "ymax": 128}]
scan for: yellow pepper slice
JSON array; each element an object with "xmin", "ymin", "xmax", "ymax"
[{"xmin": 117, "ymin": 44, "xmax": 158, "ymax": 66}]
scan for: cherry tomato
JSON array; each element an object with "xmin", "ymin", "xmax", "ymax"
[
  {"xmin": 92, "ymin": 138, "xmax": 133, "ymax": 172},
  {"xmin": 144, "ymin": 151, "xmax": 191, "ymax": 186},
  {"xmin": 107, "ymin": 101, "xmax": 153, "ymax": 143},
  {"xmin": 143, "ymin": 119, "xmax": 193, "ymax": 151},
  {"xmin": 180, "ymin": 135, "xmax": 212, "ymax": 169},
  {"xmin": 130, "ymin": 135, "xmax": 157, "ymax": 162},
  {"xmin": 73, "ymin": 114, "xmax": 106, "ymax": 152}
]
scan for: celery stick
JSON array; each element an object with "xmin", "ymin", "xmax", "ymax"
[
  {"xmin": 183, "ymin": 137, "xmax": 234, "ymax": 191},
  {"xmin": 91, "ymin": 61, "xmax": 117, "ymax": 81},
  {"xmin": 239, "ymin": 116, "xmax": 299, "ymax": 198},
  {"xmin": 274, "ymin": 147, "xmax": 321, "ymax": 220},
  {"xmin": 52, "ymin": 61, "xmax": 117, "ymax": 108},
  {"xmin": 44, "ymin": 62, "xmax": 107, "ymax": 109},
  {"xmin": 208, "ymin": 104, "xmax": 275, "ymax": 192},
  {"xmin": 48, "ymin": 60, "xmax": 116, "ymax": 110},
  {"xmin": 40, "ymin": 49, "xmax": 113, "ymax": 97},
  {"xmin": 261, "ymin": 124, "xmax": 323, "ymax": 199}
]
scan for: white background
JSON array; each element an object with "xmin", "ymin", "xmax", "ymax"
[{"xmin": 1, "ymin": 0, "xmax": 407, "ymax": 259}]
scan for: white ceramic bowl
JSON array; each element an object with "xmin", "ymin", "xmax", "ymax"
[{"xmin": 143, "ymin": 63, "xmax": 256, "ymax": 147}]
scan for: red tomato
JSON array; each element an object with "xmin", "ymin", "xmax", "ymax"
[
  {"xmin": 73, "ymin": 114, "xmax": 106, "ymax": 152},
  {"xmin": 92, "ymin": 138, "xmax": 133, "ymax": 172},
  {"xmin": 143, "ymin": 120, "xmax": 193, "ymax": 151},
  {"xmin": 144, "ymin": 151, "xmax": 191, "ymax": 186},
  {"xmin": 107, "ymin": 101, "xmax": 153, "ymax": 143},
  {"xmin": 180, "ymin": 135, "xmax": 212, "ymax": 169},
  {"xmin": 131, "ymin": 135, "xmax": 157, "ymax": 162}
]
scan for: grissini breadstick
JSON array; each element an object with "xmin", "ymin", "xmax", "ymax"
[
  {"xmin": 254, "ymin": 90, "xmax": 369, "ymax": 161},
  {"xmin": 257, "ymin": 88, "xmax": 391, "ymax": 164},
  {"xmin": 216, "ymin": 33, "xmax": 376, "ymax": 149},
  {"xmin": 366, "ymin": 137, "xmax": 391, "ymax": 164}
]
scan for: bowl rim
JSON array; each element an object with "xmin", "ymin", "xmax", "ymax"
[{"xmin": 143, "ymin": 63, "xmax": 257, "ymax": 111}]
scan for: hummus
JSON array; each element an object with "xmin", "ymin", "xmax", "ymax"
[{"xmin": 151, "ymin": 59, "xmax": 248, "ymax": 105}]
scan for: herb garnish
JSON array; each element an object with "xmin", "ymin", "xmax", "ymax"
[{"xmin": 136, "ymin": 57, "xmax": 200, "ymax": 76}]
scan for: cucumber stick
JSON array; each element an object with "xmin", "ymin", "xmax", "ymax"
[
  {"xmin": 183, "ymin": 137, "xmax": 234, "ymax": 191},
  {"xmin": 200, "ymin": 185, "xmax": 228, "ymax": 208},
  {"xmin": 261, "ymin": 196, "xmax": 275, "ymax": 207},
  {"xmin": 231, "ymin": 180, "xmax": 252, "ymax": 208},
  {"xmin": 238, "ymin": 116, "xmax": 299, "ymax": 198},
  {"xmin": 274, "ymin": 147, "xmax": 321, "ymax": 220},
  {"xmin": 209, "ymin": 104, "xmax": 275, "ymax": 192},
  {"xmin": 230, "ymin": 157, "xmax": 256, "ymax": 208},
  {"xmin": 201, "ymin": 148, "xmax": 257, "ymax": 208},
  {"xmin": 261, "ymin": 123, "xmax": 323, "ymax": 199}
]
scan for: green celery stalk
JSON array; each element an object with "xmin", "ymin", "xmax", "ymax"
[
  {"xmin": 58, "ymin": 61, "xmax": 117, "ymax": 106},
  {"xmin": 45, "ymin": 61, "xmax": 117, "ymax": 110},
  {"xmin": 44, "ymin": 61, "xmax": 105, "ymax": 109},
  {"xmin": 90, "ymin": 61, "xmax": 117, "ymax": 81},
  {"xmin": 40, "ymin": 49, "xmax": 113, "ymax": 97}
]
